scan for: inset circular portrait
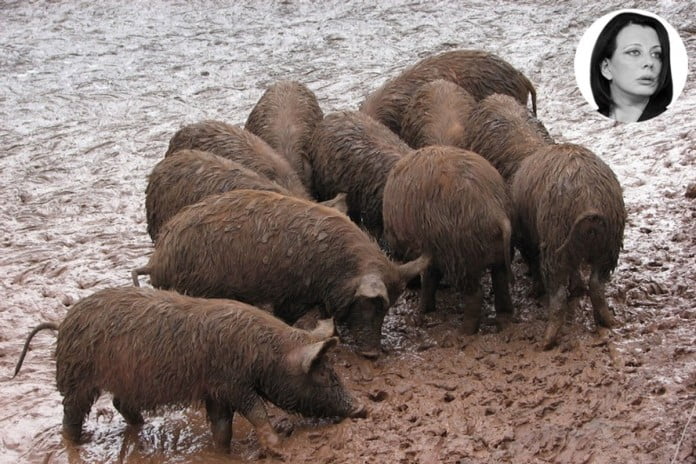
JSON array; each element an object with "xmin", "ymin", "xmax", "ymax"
[{"xmin": 574, "ymin": 9, "xmax": 688, "ymax": 123}]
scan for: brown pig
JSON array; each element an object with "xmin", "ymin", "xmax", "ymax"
[
  {"xmin": 359, "ymin": 49, "xmax": 537, "ymax": 136},
  {"xmin": 383, "ymin": 146, "xmax": 514, "ymax": 332},
  {"xmin": 133, "ymin": 189, "xmax": 429, "ymax": 357},
  {"xmin": 511, "ymin": 143, "xmax": 626, "ymax": 349},
  {"xmin": 165, "ymin": 119, "xmax": 310, "ymax": 198},
  {"xmin": 399, "ymin": 79, "xmax": 477, "ymax": 149},
  {"xmin": 12, "ymin": 287, "xmax": 366, "ymax": 453},
  {"xmin": 245, "ymin": 80, "xmax": 324, "ymax": 191},
  {"xmin": 145, "ymin": 149, "xmax": 347, "ymax": 242},
  {"xmin": 307, "ymin": 110, "xmax": 414, "ymax": 239},
  {"xmin": 464, "ymin": 93, "xmax": 554, "ymax": 183}
]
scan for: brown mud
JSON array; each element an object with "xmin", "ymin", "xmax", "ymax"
[{"xmin": 1, "ymin": 1, "xmax": 694, "ymax": 463}]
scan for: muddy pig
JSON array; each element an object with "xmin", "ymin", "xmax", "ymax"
[
  {"xmin": 510, "ymin": 143, "xmax": 626, "ymax": 349},
  {"xmin": 145, "ymin": 149, "xmax": 347, "ymax": 242},
  {"xmin": 359, "ymin": 49, "xmax": 537, "ymax": 136},
  {"xmin": 13, "ymin": 287, "xmax": 365, "ymax": 454},
  {"xmin": 165, "ymin": 119, "xmax": 310, "ymax": 198},
  {"xmin": 383, "ymin": 145, "xmax": 514, "ymax": 332},
  {"xmin": 307, "ymin": 110, "xmax": 414, "ymax": 239},
  {"xmin": 245, "ymin": 80, "xmax": 324, "ymax": 191},
  {"xmin": 464, "ymin": 93, "xmax": 554, "ymax": 183},
  {"xmin": 132, "ymin": 189, "xmax": 429, "ymax": 357},
  {"xmin": 399, "ymin": 79, "xmax": 477, "ymax": 149}
]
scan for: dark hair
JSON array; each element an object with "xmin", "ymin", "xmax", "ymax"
[{"xmin": 590, "ymin": 12, "xmax": 673, "ymax": 121}]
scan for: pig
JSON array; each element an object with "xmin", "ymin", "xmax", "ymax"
[
  {"xmin": 307, "ymin": 110, "xmax": 414, "ymax": 239},
  {"xmin": 132, "ymin": 189, "xmax": 429, "ymax": 357},
  {"xmin": 164, "ymin": 119, "xmax": 310, "ymax": 198},
  {"xmin": 13, "ymin": 287, "xmax": 365, "ymax": 454},
  {"xmin": 145, "ymin": 149, "xmax": 347, "ymax": 242},
  {"xmin": 359, "ymin": 49, "xmax": 538, "ymax": 136},
  {"xmin": 245, "ymin": 80, "xmax": 324, "ymax": 191},
  {"xmin": 510, "ymin": 143, "xmax": 626, "ymax": 349},
  {"xmin": 464, "ymin": 93, "xmax": 554, "ymax": 183},
  {"xmin": 399, "ymin": 79, "xmax": 477, "ymax": 149},
  {"xmin": 382, "ymin": 145, "xmax": 514, "ymax": 332}
]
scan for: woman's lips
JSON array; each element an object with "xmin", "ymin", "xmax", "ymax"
[{"xmin": 637, "ymin": 76, "xmax": 656, "ymax": 85}]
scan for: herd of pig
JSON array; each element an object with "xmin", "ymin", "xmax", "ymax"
[{"xmin": 14, "ymin": 49, "xmax": 627, "ymax": 455}]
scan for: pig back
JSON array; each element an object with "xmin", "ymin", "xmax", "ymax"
[
  {"xmin": 308, "ymin": 110, "xmax": 413, "ymax": 237},
  {"xmin": 383, "ymin": 146, "xmax": 512, "ymax": 285},
  {"xmin": 165, "ymin": 120, "xmax": 310, "ymax": 199},
  {"xmin": 149, "ymin": 189, "xmax": 392, "ymax": 311},
  {"xmin": 464, "ymin": 93, "xmax": 553, "ymax": 182},
  {"xmin": 512, "ymin": 143, "xmax": 626, "ymax": 272},
  {"xmin": 360, "ymin": 49, "xmax": 537, "ymax": 135},
  {"xmin": 145, "ymin": 149, "xmax": 290, "ymax": 242},
  {"xmin": 245, "ymin": 80, "xmax": 324, "ymax": 191}
]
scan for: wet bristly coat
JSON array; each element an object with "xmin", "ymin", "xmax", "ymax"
[{"xmin": 511, "ymin": 143, "xmax": 626, "ymax": 348}]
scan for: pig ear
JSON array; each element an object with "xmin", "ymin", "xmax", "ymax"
[
  {"xmin": 397, "ymin": 254, "xmax": 430, "ymax": 282},
  {"xmin": 308, "ymin": 318, "xmax": 336, "ymax": 340},
  {"xmin": 355, "ymin": 274, "xmax": 389, "ymax": 308},
  {"xmin": 299, "ymin": 337, "xmax": 339, "ymax": 374}
]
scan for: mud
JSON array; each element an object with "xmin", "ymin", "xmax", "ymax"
[{"xmin": 0, "ymin": 1, "xmax": 694, "ymax": 463}]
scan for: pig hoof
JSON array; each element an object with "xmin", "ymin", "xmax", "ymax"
[
  {"xmin": 350, "ymin": 404, "xmax": 368, "ymax": 419},
  {"xmin": 358, "ymin": 349, "xmax": 381, "ymax": 360}
]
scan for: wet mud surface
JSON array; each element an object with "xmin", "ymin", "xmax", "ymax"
[{"xmin": 1, "ymin": 1, "xmax": 694, "ymax": 463}]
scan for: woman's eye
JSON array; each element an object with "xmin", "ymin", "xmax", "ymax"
[
  {"xmin": 651, "ymin": 51, "xmax": 663, "ymax": 60},
  {"xmin": 626, "ymin": 49, "xmax": 640, "ymax": 56}
]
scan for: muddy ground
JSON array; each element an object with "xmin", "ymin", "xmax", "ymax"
[{"xmin": 0, "ymin": 1, "xmax": 694, "ymax": 463}]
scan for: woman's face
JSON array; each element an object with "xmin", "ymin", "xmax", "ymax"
[{"xmin": 601, "ymin": 23, "xmax": 663, "ymax": 99}]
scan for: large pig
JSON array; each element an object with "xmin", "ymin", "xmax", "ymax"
[
  {"xmin": 145, "ymin": 149, "xmax": 347, "ymax": 242},
  {"xmin": 511, "ymin": 143, "xmax": 626, "ymax": 349},
  {"xmin": 399, "ymin": 79, "xmax": 477, "ymax": 149},
  {"xmin": 464, "ymin": 93, "xmax": 554, "ymax": 183},
  {"xmin": 383, "ymin": 146, "xmax": 514, "ymax": 331},
  {"xmin": 359, "ymin": 49, "xmax": 537, "ymax": 136},
  {"xmin": 307, "ymin": 110, "xmax": 414, "ymax": 239},
  {"xmin": 164, "ymin": 119, "xmax": 310, "ymax": 198},
  {"xmin": 245, "ymin": 80, "xmax": 324, "ymax": 191},
  {"xmin": 133, "ymin": 189, "xmax": 429, "ymax": 356},
  {"xmin": 13, "ymin": 287, "xmax": 365, "ymax": 453}
]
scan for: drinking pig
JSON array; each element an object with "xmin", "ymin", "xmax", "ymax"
[
  {"xmin": 133, "ymin": 189, "xmax": 429, "ymax": 357},
  {"xmin": 13, "ymin": 287, "xmax": 366, "ymax": 454}
]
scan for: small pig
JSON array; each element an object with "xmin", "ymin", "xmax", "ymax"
[
  {"xmin": 399, "ymin": 79, "xmax": 477, "ymax": 149},
  {"xmin": 383, "ymin": 146, "xmax": 514, "ymax": 331},
  {"xmin": 133, "ymin": 189, "xmax": 429, "ymax": 357},
  {"xmin": 464, "ymin": 93, "xmax": 554, "ymax": 183},
  {"xmin": 165, "ymin": 120, "xmax": 310, "ymax": 198},
  {"xmin": 307, "ymin": 110, "xmax": 414, "ymax": 239},
  {"xmin": 510, "ymin": 143, "xmax": 626, "ymax": 349},
  {"xmin": 145, "ymin": 149, "xmax": 347, "ymax": 242},
  {"xmin": 13, "ymin": 287, "xmax": 365, "ymax": 453},
  {"xmin": 245, "ymin": 80, "xmax": 324, "ymax": 191},
  {"xmin": 359, "ymin": 49, "xmax": 537, "ymax": 136}
]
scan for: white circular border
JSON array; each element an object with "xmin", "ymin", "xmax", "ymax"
[{"xmin": 574, "ymin": 8, "xmax": 688, "ymax": 111}]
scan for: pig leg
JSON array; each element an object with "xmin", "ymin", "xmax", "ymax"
[
  {"xmin": 113, "ymin": 397, "xmax": 144, "ymax": 425},
  {"xmin": 589, "ymin": 268, "xmax": 618, "ymax": 329},
  {"xmin": 543, "ymin": 275, "xmax": 568, "ymax": 350},
  {"xmin": 491, "ymin": 263, "xmax": 513, "ymax": 315},
  {"xmin": 240, "ymin": 396, "xmax": 283, "ymax": 458},
  {"xmin": 460, "ymin": 277, "xmax": 483, "ymax": 335},
  {"xmin": 205, "ymin": 397, "xmax": 234, "ymax": 450},
  {"xmin": 62, "ymin": 389, "xmax": 98, "ymax": 443},
  {"xmin": 420, "ymin": 264, "xmax": 442, "ymax": 315},
  {"xmin": 568, "ymin": 269, "xmax": 586, "ymax": 298}
]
